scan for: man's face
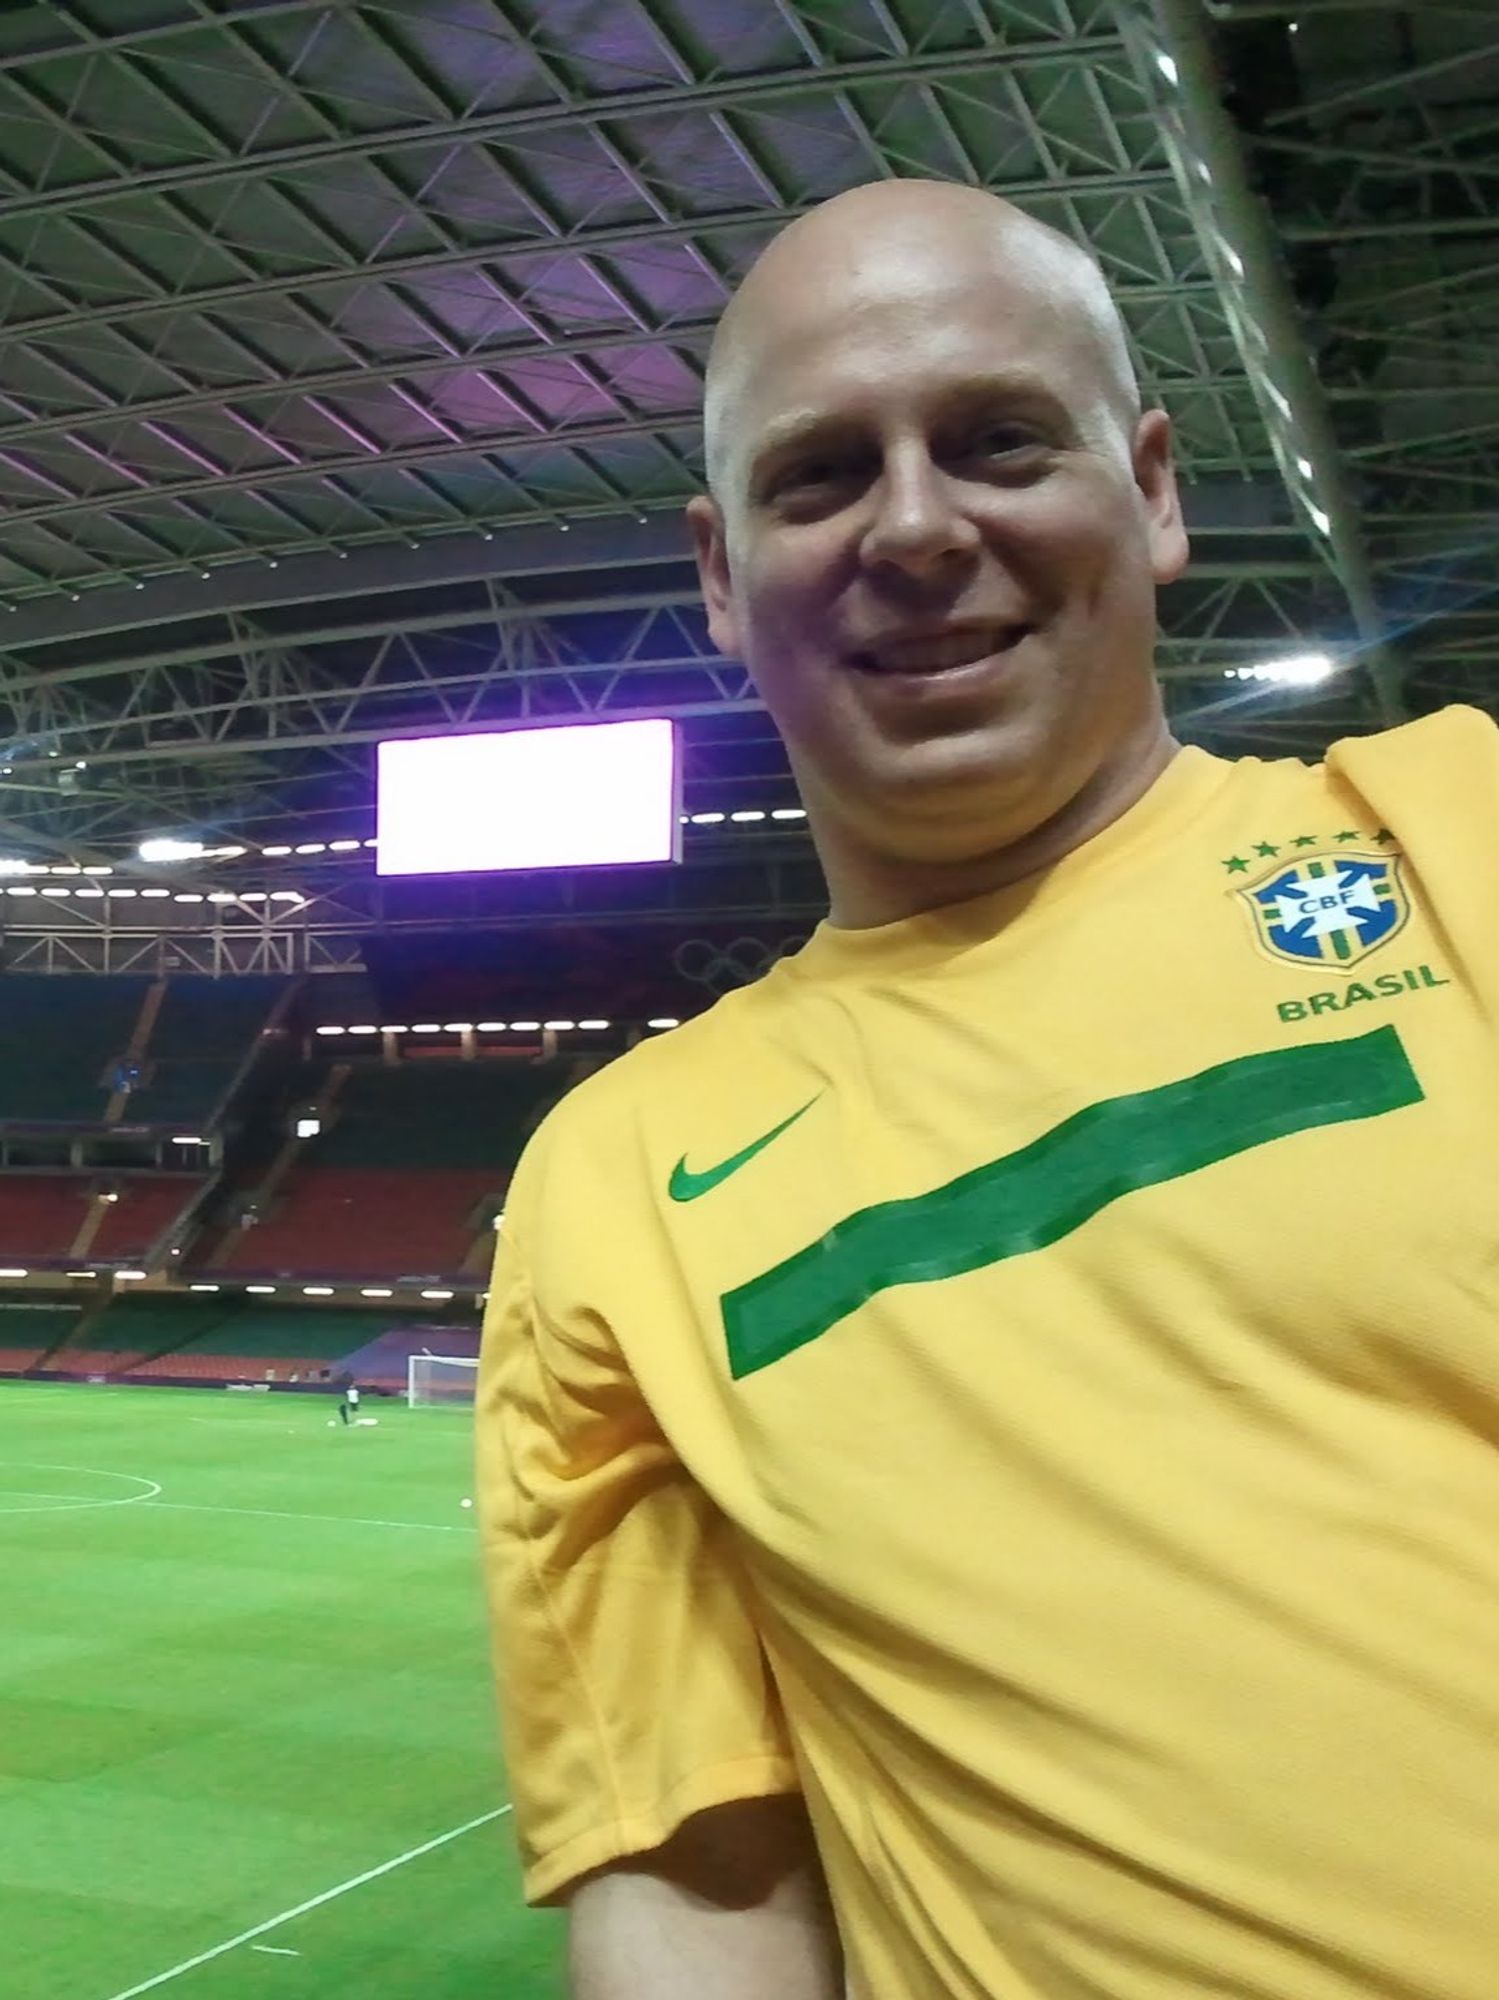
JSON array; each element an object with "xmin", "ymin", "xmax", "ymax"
[{"xmin": 689, "ymin": 237, "xmax": 1189, "ymax": 865}]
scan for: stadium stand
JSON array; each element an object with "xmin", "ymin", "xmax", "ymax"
[
  {"xmin": 0, "ymin": 1177, "xmax": 94, "ymax": 1260},
  {"xmin": 59, "ymin": 1296, "xmax": 455, "ymax": 1385},
  {"xmin": 0, "ymin": 972, "xmax": 286, "ymax": 1133},
  {"xmin": 88, "ymin": 1177, "xmax": 207, "ymax": 1260},
  {"xmin": 0, "ymin": 1009, "xmax": 511, "ymax": 1385},
  {"xmin": 0, "ymin": 1302, "xmax": 83, "ymax": 1375},
  {"xmin": 206, "ymin": 1058, "xmax": 575, "ymax": 1282},
  {"xmin": 0, "ymin": 976, "xmax": 152, "ymax": 1124},
  {"xmin": 210, "ymin": 1164, "xmax": 493, "ymax": 1281},
  {"xmin": 48, "ymin": 1309, "xmax": 162, "ymax": 1380},
  {"xmin": 319, "ymin": 1061, "xmax": 568, "ymax": 1169},
  {"xmin": 0, "ymin": 1174, "xmax": 207, "ymax": 1267},
  {"xmin": 124, "ymin": 975, "xmax": 289, "ymax": 1129},
  {"xmin": 0, "ymin": 974, "xmax": 289, "ymax": 1273}
]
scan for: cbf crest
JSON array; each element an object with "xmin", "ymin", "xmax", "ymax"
[{"xmin": 1239, "ymin": 849, "xmax": 1410, "ymax": 971}]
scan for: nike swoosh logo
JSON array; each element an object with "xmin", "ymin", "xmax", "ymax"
[{"xmin": 669, "ymin": 1096, "xmax": 821, "ymax": 1203}]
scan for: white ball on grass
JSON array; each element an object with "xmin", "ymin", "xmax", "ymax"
[{"xmin": 460, "ymin": 1497, "xmax": 473, "ymax": 1509}]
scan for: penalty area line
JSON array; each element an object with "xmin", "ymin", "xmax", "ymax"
[
  {"xmin": 97, "ymin": 1804, "xmax": 513, "ymax": 2000},
  {"xmin": 144, "ymin": 1499, "xmax": 466, "ymax": 1534}
]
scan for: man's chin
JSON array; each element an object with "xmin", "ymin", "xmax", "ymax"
[
  {"xmin": 843, "ymin": 760, "xmax": 1068, "ymax": 868},
  {"xmin": 863, "ymin": 709, "xmax": 1055, "ymax": 808}
]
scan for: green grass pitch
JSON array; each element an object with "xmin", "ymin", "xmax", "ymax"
[{"xmin": 0, "ymin": 1382, "xmax": 565, "ymax": 2000}]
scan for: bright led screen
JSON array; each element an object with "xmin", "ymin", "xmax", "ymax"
[{"xmin": 376, "ymin": 719, "xmax": 680, "ymax": 877}]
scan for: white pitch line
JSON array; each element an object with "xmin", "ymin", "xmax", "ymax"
[
  {"xmin": 0, "ymin": 1465, "xmax": 161, "ymax": 1517},
  {"xmin": 0, "ymin": 1488, "xmax": 104, "ymax": 1501},
  {"xmin": 98, "ymin": 1805, "xmax": 512, "ymax": 2000},
  {"xmin": 144, "ymin": 1499, "xmax": 465, "ymax": 1534},
  {"xmin": 249, "ymin": 1946, "xmax": 300, "ymax": 1957}
]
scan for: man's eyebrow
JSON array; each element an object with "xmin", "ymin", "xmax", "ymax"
[
  {"xmin": 747, "ymin": 410, "xmax": 864, "ymax": 477},
  {"xmin": 745, "ymin": 375, "xmax": 1073, "ymax": 476},
  {"xmin": 933, "ymin": 374, "xmax": 1073, "ymax": 423}
]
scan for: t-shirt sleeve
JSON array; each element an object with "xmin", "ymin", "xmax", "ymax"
[
  {"xmin": 1328, "ymin": 704, "xmax": 1499, "ymax": 966},
  {"xmin": 1329, "ymin": 703, "xmax": 1499, "ymax": 833},
  {"xmin": 476, "ymin": 1158, "xmax": 800, "ymax": 1905}
]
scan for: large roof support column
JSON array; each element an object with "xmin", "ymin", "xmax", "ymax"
[{"xmin": 1122, "ymin": 0, "xmax": 1404, "ymax": 724}]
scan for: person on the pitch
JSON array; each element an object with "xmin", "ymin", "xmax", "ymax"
[{"xmin": 478, "ymin": 178, "xmax": 1499, "ymax": 2000}]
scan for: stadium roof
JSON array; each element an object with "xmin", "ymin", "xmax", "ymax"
[{"xmin": 0, "ymin": 0, "xmax": 1494, "ymax": 961}]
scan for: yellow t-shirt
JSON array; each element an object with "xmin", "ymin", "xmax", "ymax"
[{"xmin": 477, "ymin": 706, "xmax": 1499, "ymax": 2000}]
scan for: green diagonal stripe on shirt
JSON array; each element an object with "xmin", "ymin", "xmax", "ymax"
[{"xmin": 722, "ymin": 1026, "xmax": 1423, "ymax": 1381}]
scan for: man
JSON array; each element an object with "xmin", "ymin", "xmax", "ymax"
[
  {"xmin": 338, "ymin": 1377, "xmax": 360, "ymax": 1426},
  {"xmin": 477, "ymin": 179, "xmax": 1499, "ymax": 1999}
]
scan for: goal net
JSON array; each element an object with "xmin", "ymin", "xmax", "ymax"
[{"xmin": 407, "ymin": 1353, "xmax": 480, "ymax": 1409}]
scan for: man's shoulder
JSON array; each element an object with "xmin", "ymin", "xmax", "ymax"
[
  {"xmin": 510, "ymin": 980, "xmax": 782, "ymax": 1202},
  {"xmin": 1325, "ymin": 703, "xmax": 1499, "ymax": 790},
  {"xmin": 542, "ymin": 1006, "xmax": 716, "ymax": 1122}
]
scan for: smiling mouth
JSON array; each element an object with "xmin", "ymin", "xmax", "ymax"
[{"xmin": 850, "ymin": 625, "xmax": 1034, "ymax": 675}]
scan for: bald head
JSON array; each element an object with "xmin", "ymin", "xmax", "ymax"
[{"xmin": 702, "ymin": 180, "xmax": 1141, "ymax": 504}]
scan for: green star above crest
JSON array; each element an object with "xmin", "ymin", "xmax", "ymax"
[
  {"xmin": 1374, "ymin": 828, "xmax": 1395, "ymax": 846},
  {"xmin": 1253, "ymin": 841, "xmax": 1280, "ymax": 858},
  {"xmin": 1335, "ymin": 830, "xmax": 1361, "ymax": 844},
  {"xmin": 1292, "ymin": 835, "xmax": 1319, "ymax": 848},
  {"xmin": 1223, "ymin": 855, "xmax": 1251, "ymax": 876}
]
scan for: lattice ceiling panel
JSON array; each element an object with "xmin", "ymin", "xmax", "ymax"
[
  {"xmin": 0, "ymin": 0, "xmax": 1484, "ymax": 899},
  {"xmin": 0, "ymin": 0, "xmax": 1289, "ymax": 601}
]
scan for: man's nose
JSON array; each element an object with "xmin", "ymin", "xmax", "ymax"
[{"xmin": 859, "ymin": 450, "xmax": 980, "ymax": 582}]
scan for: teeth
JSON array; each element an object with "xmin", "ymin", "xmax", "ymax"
[{"xmin": 866, "ymin": 628, "xmax": 1019, "ymax": 674}]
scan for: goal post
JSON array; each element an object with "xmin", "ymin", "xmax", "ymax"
[{"xmin": 407, "ymin": 1352, "xmax": 480, "ymax": 1408}]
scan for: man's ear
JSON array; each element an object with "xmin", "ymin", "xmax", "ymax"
[
  {"xmin": 1133, "ymin": 408, "xmax": 1190, "ymax": 586},
  {"xmin": 686, "ymin": 494, "xmax": 741, "ymax": 658}
]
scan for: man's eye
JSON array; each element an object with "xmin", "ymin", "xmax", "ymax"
[
  {"xmin": 971, "ymin": 426, "xmax": 1044, "ymax": 457},
  {"xmin": 765, "ymin": 455, "xmax": 869, "ymax": 509},
  {"xmin": 782, "ymin": 457, "xmax": 848, "ymax": 490}
]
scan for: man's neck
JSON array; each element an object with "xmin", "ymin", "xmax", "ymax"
[{"xmin": 818, "ymin": 735, "xmax": 1181, "ymax": 932}]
